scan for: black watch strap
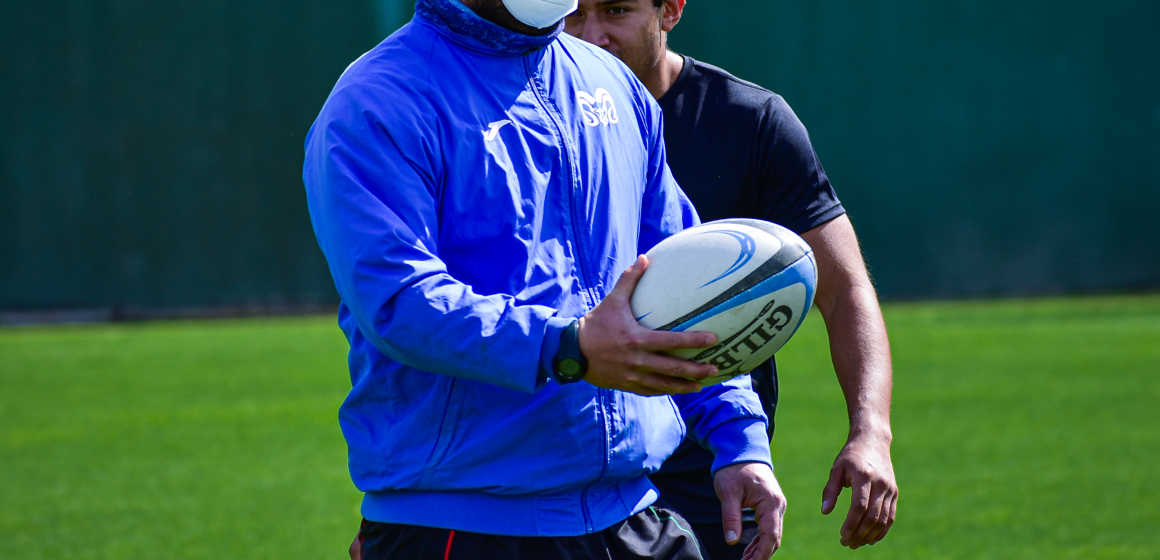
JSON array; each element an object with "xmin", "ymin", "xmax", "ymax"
[{"xmin": 552, "ymin": 320, "xmax": 588, "ymax": 384}]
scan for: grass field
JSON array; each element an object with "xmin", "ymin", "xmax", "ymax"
[{"xmin": 2, "ymin": 295, "xmax": 1159, "ymax": 558}]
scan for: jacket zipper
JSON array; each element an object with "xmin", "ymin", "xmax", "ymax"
[
  {"xmin": 524, "ymin": 52, "xmax": 608, "ymax": 533},
  {"xmin": 523, "ymin": 55, "xmax": 596, "ymax": 305}
]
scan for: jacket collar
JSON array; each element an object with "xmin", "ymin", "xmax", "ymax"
[{"xmin": 415, "ymin": 0, "xmax": 562, "ymax": 55}]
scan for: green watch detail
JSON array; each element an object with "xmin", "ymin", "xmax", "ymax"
[{"xmin": 552, "ymin": 320, "xmax": 588, "ymax": 384}]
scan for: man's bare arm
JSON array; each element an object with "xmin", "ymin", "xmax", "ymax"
[{"xmin": 801, "ymin": 214, "xmax": 898, "ymax": 549}]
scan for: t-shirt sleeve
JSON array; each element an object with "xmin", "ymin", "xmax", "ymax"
[{"xmin": 752, "ymin": 95, "xmax": 846, "ymax": 235}]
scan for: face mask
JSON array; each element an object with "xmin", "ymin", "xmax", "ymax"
[{"xmin": 501, "ymin": 0, "xmax": 578, "ymax": 29}]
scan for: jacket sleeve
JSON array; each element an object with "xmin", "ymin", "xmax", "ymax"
[
  {"xmin": 673, "ymin": 377, "xmax": 773, "ymax": 474},
  {"xmin": 303, "ymin": 84, "xmax": 554, "ymax": 394}
]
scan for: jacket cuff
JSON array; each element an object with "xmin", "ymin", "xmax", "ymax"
[
  {"xmin": 707, "ymin": 418, "xmax": 773, "ymax": 475},
  {"xmin": 537, "ymin": 316, "xmax": 579, "ymax": 388}
]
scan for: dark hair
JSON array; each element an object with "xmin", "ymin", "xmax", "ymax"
[{"xmin": 653, "ymin": 0, "xmax": 664, "ymax": 6}]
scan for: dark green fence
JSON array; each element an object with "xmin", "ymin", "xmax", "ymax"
[
  {"xmin": 2, "ymin": 1, "xmax": 1157, "ymax": 315},
  {"xmin": 666, "ymin": 1, "xmax": 1160, "ymax": 298},
  {"xmin": 0, "ymin": 1, "xmax": 378, "ymax": 314}
]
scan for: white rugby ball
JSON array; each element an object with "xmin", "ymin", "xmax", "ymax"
[{"xmin": 630, "ymin": 219, "xmax": 817, "ymax": 386}]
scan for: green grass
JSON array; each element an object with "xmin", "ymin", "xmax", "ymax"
[
  {"xmin": 0, "ymin": 317, "xmax": 360, "ymax": 559},
  {"xmin": 772, "ymin": 294, "xmax": 1160, "ymax": 559},
  {"xmin": 2, "ymin": 295, "xmax": 1159, "ymax": 558}
]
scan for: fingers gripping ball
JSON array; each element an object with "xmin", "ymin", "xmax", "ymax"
[{"xmin": 629, "ymin": 219, "xmax": 817, "ymax": 386}]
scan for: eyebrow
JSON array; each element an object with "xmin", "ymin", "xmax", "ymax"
[{"xmin": 594, "ymin": 0, "xmax": 632, "ymax": 6}]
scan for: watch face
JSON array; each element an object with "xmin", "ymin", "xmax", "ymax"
[{"xmin": 558, "ymin": 358, "xmax": 582, "ymax": 379}]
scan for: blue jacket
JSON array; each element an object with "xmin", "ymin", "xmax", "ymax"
[{"xmin": 303, "ymin": 0, "xmax": 771, "ymax": 537}]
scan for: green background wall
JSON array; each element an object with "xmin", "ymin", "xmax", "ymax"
[
  {"xmin": 0, "ymin": 1, "xmax": 378, "ymax": 314},
  {"xmin": 2, "ymin": 1, "xmax": 1158, "ymax": 315},
  {"xmin": 666, "ymin": 1, "xmax": 1160, "ymax": 298}
]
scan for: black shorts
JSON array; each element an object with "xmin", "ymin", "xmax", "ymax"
[
  {"xmin": 359, "ymin": 506, "xmax": 707, "ymax": 560},
  {"xmin": 688, "ymin": 520, "xmax": 760, "ymax": 560}
]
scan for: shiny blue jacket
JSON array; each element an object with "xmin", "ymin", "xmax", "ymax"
[{"xmin": 303, "ymin": 0, "xmax": 770, "ymax": 537}]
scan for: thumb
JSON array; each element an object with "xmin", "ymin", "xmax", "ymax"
[
  {"xmin": 607, "ymin": 255, "xmax": 649, "ymax": 302},
  {"xmin": 719, "ymin": 485, "xmax": 744, "ymax": 545},
  {"xmin": 821, "ymin": 464, "xmax": 845, "ymax": 515}
]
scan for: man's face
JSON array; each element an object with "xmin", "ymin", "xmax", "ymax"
[{"xmin": 564, "ymin": 0, "xmax": 666, "ymax": 80}]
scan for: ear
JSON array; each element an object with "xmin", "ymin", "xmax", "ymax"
[{"xmin": 661, "ymin": 0, "xmax": 685, "ymax": 33}]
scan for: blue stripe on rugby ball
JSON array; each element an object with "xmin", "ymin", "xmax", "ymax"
[
  {"xmin": 698, "ymin": 229, "xmax": 757, "ymax": 288},
  {"xmin": 668, "ymin": 252, "xmax": 817, "ymax": 386},
  {"xmin": 642, "ymin": 222, "xmax": 808, "ymax": 332},
  {"xmin": 669, "ymin": 252, "xmax": 816, "ymax": 334}
]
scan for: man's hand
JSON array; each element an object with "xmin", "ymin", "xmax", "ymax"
[
  {"xmin": 821, "ymin": 435, "xmax": 897, "ymax": 549},
  {"xmin": 714, "ymin": 462, "xmax": 786, "ymax": 560},
  {"xmin": 349, "ymin": 530, "xmax": 361, "ymax": 560},
  {"xmin": 578, "ymin": 255, "xmax": 720, "ymax": 396}
]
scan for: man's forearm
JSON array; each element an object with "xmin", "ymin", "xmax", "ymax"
[
  {"xmin": 818, "ymin": 282, "xmax": 893, "ymax": 443},
  {"xmin": 802, "ymin": 215, "xmax": 893, "ymax": 441}
]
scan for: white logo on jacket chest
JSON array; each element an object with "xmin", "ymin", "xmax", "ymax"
[
  {"xmin": 482, "ymin": 120, "xmax": 512, "ymax": 141},
  {"xmin": 577, "ymin": 89, "xmax": 619, "ymax": 127}
]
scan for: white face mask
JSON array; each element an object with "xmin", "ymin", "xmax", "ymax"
[{"xmin": 501, "ymin": 0, "xmax": 578, "ymax": 29}]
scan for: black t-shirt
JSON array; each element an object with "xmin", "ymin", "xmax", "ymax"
[{"xmin": 650, "ymin": 55, "xmax": 846, "ymax": 524}]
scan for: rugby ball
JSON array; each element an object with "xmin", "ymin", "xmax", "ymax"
[{"xmin": 630, "ymin": 219, "xmax": 817, "ymax": 386}]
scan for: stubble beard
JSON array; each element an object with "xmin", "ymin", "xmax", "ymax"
[{"xmin": 623, "ymin": 14, "xmax": 666, "ymax": 84}]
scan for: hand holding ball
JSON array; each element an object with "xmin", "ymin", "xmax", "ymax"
[{"xmin": 630, "ymin": 219, "xmax": 818, "ymax": 386}]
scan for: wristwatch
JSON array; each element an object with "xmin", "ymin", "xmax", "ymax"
[{"xmin": 552, "ymin": 320, "xmax": 588, "ymax": 384}]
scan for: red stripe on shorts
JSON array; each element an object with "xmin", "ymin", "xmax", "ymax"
[{"xmin": 444, "ymin": 529, "xmax": 456, "ymax": 560}]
